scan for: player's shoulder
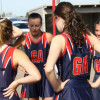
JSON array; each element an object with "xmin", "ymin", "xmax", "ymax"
[
  {"xmin": 44, "ymin": 32, "xmax": 53, "ymax": 43},
  {"xmin": 13, "ymin": 48, "xmax": 26, "ymax": 57},
  {"xmin": 53, "ymin": 34, "xmax": 65, "ymax": 40},
  {"xmin": 51, "ymin": 34, "xmax": 65, "ymax": 44},
  {"xmin": 45, "ymin": 32, "xmax": 53, "ymax": 38}
]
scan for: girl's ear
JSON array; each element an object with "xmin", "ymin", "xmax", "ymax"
[{"xmin": 57, "ymin": 16, "xmax": 62, "ymax": 22}]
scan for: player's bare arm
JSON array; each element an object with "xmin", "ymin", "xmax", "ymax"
[
  {"xmin": 3, "ymin": 49, "xmax": 41, "ymax": 99},
  {"xmin": 13, "ymin": 34, "xmax": 25, "ymax": 48},
  {"xmin": 46, "ymin": 32, "xmax": 53, "ymax": 44},
  {"xmin": 12, "ymin": 25, "xmax": 23, "ymax": 39},
  {"xmin": 44, "ymin": 35, "xmax": 69, "ymax": 92},
  {"xmin": 87, "ymin": 32, "xmax": 100, "ymax": 53}
]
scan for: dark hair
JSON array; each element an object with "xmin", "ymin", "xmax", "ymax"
[
  {"xmin": 94, "ymin": 17, "xmax": 100, "ymax": 27},
  {"xmin": 28, "ymin": 13, "xmax": 42, "ymax": 24},
  {"xmin": 0, "ymin": 19, "xmax": 13, "ymax": 44},
  {"xmin": 54, "ymin": 2, "xmax": 90, "ymax": 46}
]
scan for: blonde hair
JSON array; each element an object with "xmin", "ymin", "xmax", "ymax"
[{"xmin": 0, "ymin": 18, "xmax": 13, "ymax": 44}]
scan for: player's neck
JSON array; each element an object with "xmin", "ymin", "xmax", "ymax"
[{"xmin": 30, "ymin": 31, "xmax": 42, "ymax": 41}]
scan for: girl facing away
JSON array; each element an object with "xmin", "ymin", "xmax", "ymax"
[
  {"xmin": 45, "ymin": 2, "xmax": 100, "ymax": 100},
  {"xmin": 0, "ymin": 18, "xmax": 41, "ymax": 100}
]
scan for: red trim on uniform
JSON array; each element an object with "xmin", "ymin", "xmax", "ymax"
[
  {"xmin": 85, "ymin": 34, "xmax": 92, "ymax": 52},
  {"xmin": 20, "ymin": 92, "xmax": 23, "ymax": 98},
  {"xmin": 65, "ymin": 33, "xmax": 74, "ymax": 48},
  {"xmin": 44, "ymin": 32, "xmax": 49, "ymax": 48},
  {"xmin": 25, "ymin": 33, "xmax": 31, "ymax": 49},
  {"xmin": 27, "ymin": 32, "xmax": 31, "ymax": 41},
  {"xmin": 59, "ymin": 34, "xmax": 67, "ymax": 58},
  {"xmin": 64, "ymin": 33, "xmax": 72, "ymax": 56},
  {"xmin": 1, "ymin": 46, "xmax": 8, "ymax": 60},
  {"xmin": 3, "ymin": 47, "xmax": 11, "ymax": 69},
  {"xmin": 30, "ymin": 32, "xmax": 43, "ymax": 44},
  {"xmin": 45, "ymin": 32, "xmax": 49, "ymax": 44},
  {"xmin": 55, "ymin": 94, "xmax": 59, "ymax": 100},
  {"xmin": 22, "ymin": 88, "xmax": 26, "ymax": 98},
  {"xmin": 44, "ymin": 32, "xmax": 46, "ymax": 48},
  {"xmin": 2, "ymin": 47, "xmax": 17, "ymax": 71},
  {"xmin": 85, "ymin": 34, "xmax": 92, "ymax": 46},
  {"xmin": 11, "ymin": 47, "xmax": 16, "ymax": 71}
]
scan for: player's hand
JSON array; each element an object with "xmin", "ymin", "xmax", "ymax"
[
  {"xmin": 3, "ymin": 81, "xmax": 19, "ymax": 99},
  {"xmin": 87, "ymin": 79, "xmax": 99, "ymax": 89},
  {"xmin": 57, "ymin": 76, "xmax": 70, "ymax": 91}
]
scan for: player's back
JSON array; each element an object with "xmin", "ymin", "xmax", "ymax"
[
  {"xmin": 54, "ymin": 33, "xmax": 94, "ymax": 100},
  {"xmin": 0, "ymin": 46, "xmax": 19, "ymax": 100}
]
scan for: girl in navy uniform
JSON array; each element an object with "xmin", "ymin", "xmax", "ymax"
[
  {"xmin": 45, "ymin": 2, "xmax": 100, "ymax": 100},
  {"xmin": 90, "ymin": 18, "xmax": 100, "ymax": 100},
  {"xmin": 0, "ymin": 19, "xmax": 41, "ymax": 100},
  {"xmin": 13, "ymin": 13, "xmax": 54, "ymax": 100}
]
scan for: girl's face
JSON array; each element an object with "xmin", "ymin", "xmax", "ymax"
[
  {"xmin": 95, "ymin": 24, "xmax": 100, "ymax": 40},
  {"xmin": 55, "ymin": 16, "xmax": 65, "ymax": 33},
  {"xmin": 28, "ymin": 18, "xmax": 41, "ymax": 36}
]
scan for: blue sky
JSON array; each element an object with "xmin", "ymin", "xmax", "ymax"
[{"xmin": 1, "ymin": 0, "xmax": 100, "ymax": 16}]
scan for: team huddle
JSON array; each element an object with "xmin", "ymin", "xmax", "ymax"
[{"xmin": 0, "ymin": 1, "xmax": 100, "ymax": 100}]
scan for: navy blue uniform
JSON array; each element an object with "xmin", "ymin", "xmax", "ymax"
[
  {"xmin": 92, "ymin": 51, "xmax": 100, "ymax": 100},
  {"xmin": 21, "ymin": 32, "xmax": 54, "ymax": 98},
  {"xmin": 54, "ymin": 33, "xmax": 94, "ymax": 100},
  {"xmin": 0, "ymin": 46, "xmax": 19, "ymax": 100}
]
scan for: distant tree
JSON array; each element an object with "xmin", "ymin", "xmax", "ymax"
[
  {"xmin": 19, "ymin": 16, "xmax": 24, "ymax": 17},
  {"xmin": 6, "ymin": 12, "xmax": 13, "ymax": 17},
  {"xmin": 2, "ymin": 12, "xmax": 5, "ymax": 17},
  {"xmin": 26, "ymin": 12, "xmax": 29, "ymax": 17}
]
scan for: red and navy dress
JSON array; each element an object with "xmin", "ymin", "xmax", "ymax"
[
  {"xmin": 21, "ymin": 32, "xmax": 54, "ymax": 98},
  {"xmin": 54, "ymin": 33, "xmax": 94, "ymax": 100},
  {"xmin": 0, "ymin": 46, "xmax": 19, "ymax": 100},
  {"xmin": 92, "ymin": 51, "xmax": 100, "ymax": 100}
]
